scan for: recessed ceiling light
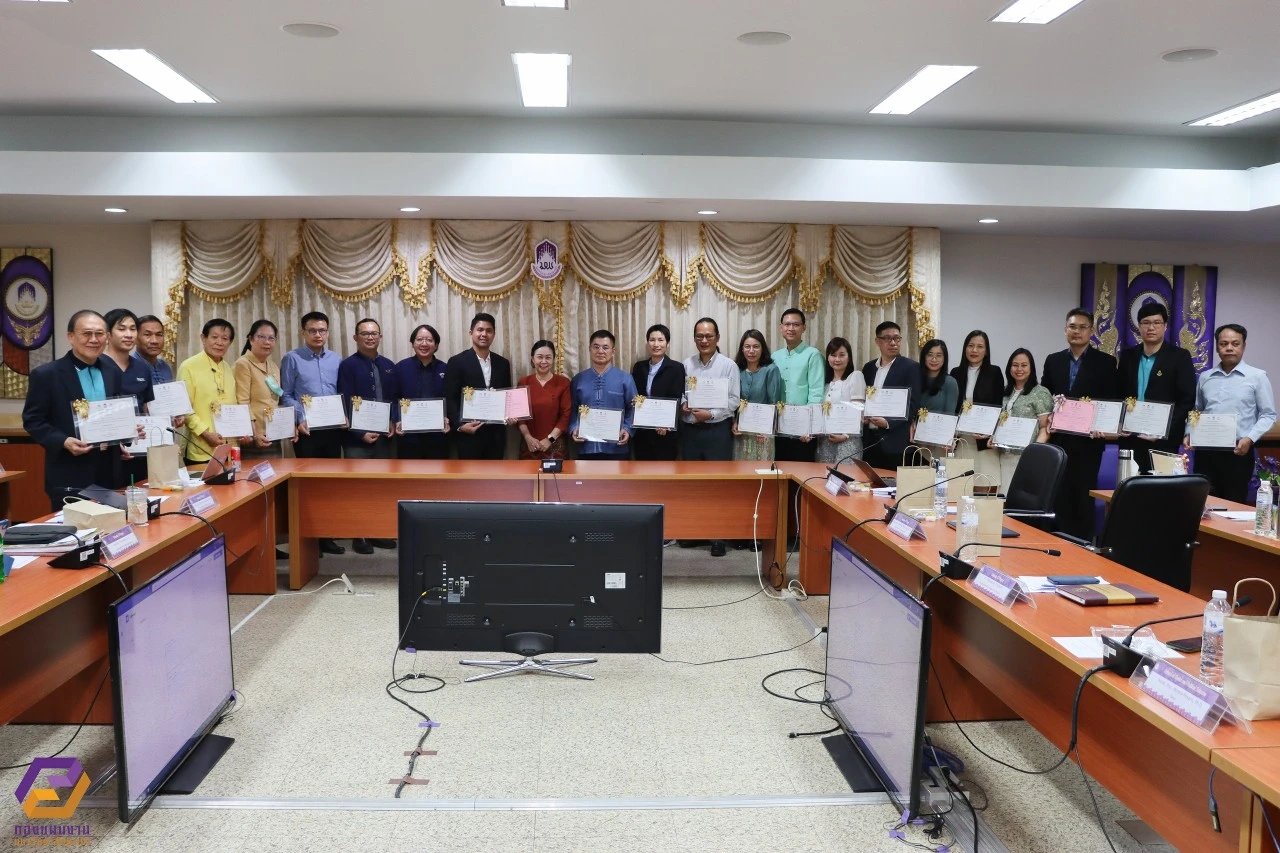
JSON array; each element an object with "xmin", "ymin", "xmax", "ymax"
[
  {"xmin": 540, "ymin": 207, "xmax": 575, "ymax": 213},
  {"xmin": 1189, "ymin": 90, "xmax": 1280, "ymax": 127},
  {"xmin": 698, "ymin": 210, "xmax": 718, "ymax": 216},
  {"xmin": 1162, "ymin": 48, "xmax": 1219, "ymax": 64},
  {"xmin": 92, "ymin": 49, "xmax": 216, "ymax": 103},
  {"xmin": 104, "ymin": 207, "xmax": 128, "ymax": 214},
  {"xmin": 502, "ymin": 0, "xmax": 567, "ymax": 7},
  {"xmin": 992, "ymin": 0, "xmax": 1087, "ymax": 24},
  {"xmin": 512, "ymin": 53, "xmax": 571, "ymax": 108},
  {"xmin": 870, "ymin": 65, "xmax": 977, "ymax": 115},
  {"xmin": 282, "ymin": 22, "xmax": 340, "ymax": 38},
  {"xmin": 978, "ymin": 218, "xmax": 999, "ymax": 224},
  {"xmin": 400, "ymin": 207, "xmax": 421, "ymax": 213},
  {"xmin": 736, "ymin": 31, "xmax": 791, "ymax": 47},
  {"xmin": 9, "ymin": 1, "xmax": 72, "ymax": 4}
]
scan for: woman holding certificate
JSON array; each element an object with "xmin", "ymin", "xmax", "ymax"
[
  {"xmin": 630, "ymin": 324, "xmax": 686, "ymax": 461},
  {"xmin": 517, "ymin": 340, "xmax": 571, "ymax": 460},
  {"xmin": 235, "ymin": 319, "xmax": 287, "ymax": 459},
  {"xmin": 731, "ymin": 330, "xmax": 782, "ymax": 461},
  {"xmin": 815, "ymin": 337, "xmax": 866, "ymax": 465},
  {"xmin": 395, "ymin": 324, "xmax": 452, "ymax": 460},
  {"xmin": 949, "ymin": 330, "xmax": 1004, "ymax": 485},
  {"xmin": 911, "ymin": 339, "xmax": 959, "ymax": 458},
  {"xmin": 178, "ymin": 318, "xmax": 248, "ymax": 466},
  {"xmin": 996, "ymin": 348, "xmax": 1053, "ymax": 486}
]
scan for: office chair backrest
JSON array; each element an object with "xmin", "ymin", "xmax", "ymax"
[
  {"xmin": 1004, "ymin": 442, "xmax": 1068, "ymax": 517},
  {"xmin": 1097, "ymin": 474, "xmax": 1211, "ymax": 592}
]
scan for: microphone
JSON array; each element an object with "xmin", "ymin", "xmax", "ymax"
[
  {"xmin": 1103, "ymin": 595, "xmax": 1253, "ymax": 677},
  {"xmin": 164, "ymin": 427, "xmax": 235, "ymax": 485},
  {"xmin": 884, "ymin": 469, "xmax": 975, "ymax": 522},
  {"xmin": 939, "ymin": 542, "xmax": 1061, "ymax": 579},
  {"xmin": 826, "ymin": 435, "xmax": 890, "ymax": 484}
]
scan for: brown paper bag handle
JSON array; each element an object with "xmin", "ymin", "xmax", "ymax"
[
  {"xmin": 902, "ymin": 444, "xmax": 932, "ymax": 467},
  {"xmin": 952, "ymin": 436, "xmax": 973, "ymax": 455},
  {"xmin": 1232, "ymin": 578, "xmax": 1278, "ymax": 617},
  {"xmin": 964, "ymin": 472, "xmax": 998, "ymax": 498}
]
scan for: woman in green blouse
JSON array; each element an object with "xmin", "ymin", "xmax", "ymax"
[
  {"xmin": 997, "ymin": 347, "xmax": 1053, "ymax": 487},
  {"xmin": 731, "ymin": 330, "xmax": 783, "ymax": 462}
]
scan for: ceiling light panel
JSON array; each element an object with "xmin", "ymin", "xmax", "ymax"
[
  {"xmin": 870, "ymin": 65, "xmax": 977, "ymax": 115},
  {"xmin": 502, "ymin": 0, "xmax": 567, "ymax": 7},
  {"xmin": 992, "ymin": 0, "xmax": 1087, "ymax": 24},
  {"xmin": 512, "ymin": 53, "xmax": 571, "ymax": 108},
  {"xmin": 1189, "ymin": 91, "xmax": 1280, "ymax": 127},
  {"xmin": 92, "ymin": 49, "xmax": 216, "ymax": 103}
]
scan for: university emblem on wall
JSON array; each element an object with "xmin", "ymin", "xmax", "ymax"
[
  {"xmin": 0, "ymin": 249, "xmax": 55, "ymax": 398},
  {"xmin": 531, "ymin": 239, "xmax": 563, "ymax": 282}
]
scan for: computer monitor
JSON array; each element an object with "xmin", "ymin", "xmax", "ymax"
[
  {"xmin": 107, "ymin": 536, "xmax": 235, "ymax": 823},
  {"xmin": 824, "ymin": 536, "xmax": 932, "ymax": 818},
  {"xmin": 397, "ymin": 501, "xmax": 663, "ymax": 678}
]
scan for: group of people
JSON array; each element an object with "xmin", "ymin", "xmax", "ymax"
[{"xmin": 22, "ymin": 302, "xmax": 1274, "ymax": 551}]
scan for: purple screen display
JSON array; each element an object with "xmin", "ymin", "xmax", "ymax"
[
  {"xmin": 824, "ymin": 539, "xmax": 929, "ymax": 809},
  {"xmin": 114, "ymin": 538, "xmax": 233, "ymax": 807}
]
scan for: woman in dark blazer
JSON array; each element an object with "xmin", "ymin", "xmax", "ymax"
[
  {"xmin": 950, "ymin": 329, "xmax": 1005, "ymax": 484},
  {"xmin": 630, "ymin": 323, "xmax": 686, "ymax": 460}
]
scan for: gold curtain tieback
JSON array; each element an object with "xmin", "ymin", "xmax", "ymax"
[
  {"xmin": 351, "ymin": 396, "xmax": 363, "ymax": 412},
  {"xmin": 72, "ymin": 398, "xmax": 89, "ymax": 419}
]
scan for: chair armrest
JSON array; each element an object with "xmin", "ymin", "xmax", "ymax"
[{"xmin": 1053, "ymin": 531, "xmax": 1096, "ymax": 551}]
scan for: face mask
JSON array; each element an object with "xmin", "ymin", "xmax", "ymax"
[{"xmin": 265, "ymin": 376, "xmax": 283, "ymax": 397}]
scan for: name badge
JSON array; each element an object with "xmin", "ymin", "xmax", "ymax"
[
  {"xmin": 183, "ymin": 490, "xmax": 218, "ymax": 515},
  {"xmin": 1136, "ymin": 660, "xmax": 1232, "ymax": 731},
  {"xmin": 102, "ymin": 525, "xmax": 141, "ymax": 561},
  {"xmin": 970, "ymin": 564, "xmax": 1021, "ymax": 607},
  {"xmin": 247, "ymin": 462, "xmax": 277, "ymax": 483},
  {"xmin": 887, "ymin": 512, "xmax": 927, "ymax": 542},
  {"xmin": 825, "ymin": 473, "xmax": 850, "ymax": 496}
]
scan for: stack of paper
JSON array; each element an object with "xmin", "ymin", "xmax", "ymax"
[{"xmin": 5, "ymin": 525, "xmax": 101, "ymax": 556}]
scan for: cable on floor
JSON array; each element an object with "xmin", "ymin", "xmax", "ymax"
[
  {"xmin": 1072, "ymin": 747, "xmax": 1119, "ymax": 853},
  {"xmin": 651, "ymin": 630, "xmax": 821, "ymax": 666},
  {"xmin": 0, "ymin": 670, "xmax": 110, "ymax": 772}
]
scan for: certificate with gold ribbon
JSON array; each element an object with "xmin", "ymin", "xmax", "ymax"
[
  {"xmin": 301, "ymin": 393, "xmax": 346, "ymax": 429},
  {"xmin": 349, "ymin": 398, "xmax": 391, "ymax": 434},
  {"xmin": 1189, "ymin": 412, "xmax": 1237, "ymax": 448},
  {"xmin": 956, "ymin": 403, "xmax": 1001, "ymax": 435},
  {"xmin": 914, "ymin": 411, "xmax": 958, "ymax": 446},
  {"xmin": 822, "ymin": 401, "xmax": 864, "ymax": 436},
  {"xmin": 461, "ymin": 388, "xmax": 507, "ymax": 423},
  {"xmin": 150, "ymin": 380, "xmax": 195, "ymax": 417},
  {"xmin": 736, "ymin": 402, "xmax": 776, "ymax": 436},
  {"xmin": 685, "ymin": 377, "xmax": 729, "ymax": 410},
  {"xmin": 776, "ymin": 403, "xmax": 816, "ymax": 437},
  {"xmin": 992, "ymin": 415, "xmax": 1038, "ymax": 449},
  {"xmin": 263, "ymin": 406, "xmax": 296, "ymax": 442},
  {"xmin": 580, "ymin": 407, "xmax": 623, "ymax": 442},
  {"xmin": 632, "ymin": 397, "xmax": 678, "ymax": 430},
  {"xmin": 1121, "ymin": 400, "xmax": 1173, "ymax": 439},
  {"xmin": 862, "ymin": 387, "xmax": 909, "ymax": 419},
  {"xmin": 73, "ymin": 396, "xmax": 139, "ymax": 445},
  {"xmin": 399, "ymin": 399, "xmax": 445, "ymax": 433},
  {"xmin": 1090, "ymin": 400, "xmax": 1124, "ymax": 435},
  {"xmin": 213, "ymin": 403, "xmax": 253, "ymax": 438}
]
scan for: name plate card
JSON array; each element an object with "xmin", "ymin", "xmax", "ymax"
[
  {"xmin": 183, "ymin": 490, "xmax": 218, "ymax": 516},
  {"xmin": 969, "ymin": 564, "xmax": 1022, "ymax": 606},
  {"xmin": 825, "ymin": 473, "xmax": 851, "ymax": 496},
  {"xmin": 1133, "ymin": 659, "xmax": 1233, "ymax": 733},
  {"xmin": 247, "ymin": 462, "xmax": 277, "ymax": 483},
  {"xmin": 887, "ymin": 512, "xmax": 927, "ymax": 542},
  {"xmin": 102, "ymin": 525, "xmax": 141, "ymax": 561}
]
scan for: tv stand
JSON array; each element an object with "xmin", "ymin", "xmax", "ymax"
[{"xmin": 459, "ymin": 631, "xmax": 597, "ymax": 682}]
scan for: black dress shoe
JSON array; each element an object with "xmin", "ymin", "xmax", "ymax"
[
  {"xmin": 710, "ymin": 541, "xmax": 727, "ymax": 557},
  {"xmin": 319, "ymin": 538, "xmax": 345, "ymax": 555},
  {"xmin": 370, "ymin": 538, "xmax": 397, "ymax": 550},
  {"xmin": 352, "ymin": 538, "xmax": 374, "ymax": 555}
]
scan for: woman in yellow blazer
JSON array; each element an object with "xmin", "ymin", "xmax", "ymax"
[{"xmin": 235, "ymin": 319, "xmax": 289, "ymax": 459}]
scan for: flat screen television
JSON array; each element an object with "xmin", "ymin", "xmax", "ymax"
[
  {"xmin": 824, "ymin": 536, "xmax": 932, "ymax": 818},
  {"xmin": 107, "ymin": 535, "xmax": 235, "ymax": 823},
  {"xmin": 397, "ymin": 501, "xmax": 663, "ymax": 679}
]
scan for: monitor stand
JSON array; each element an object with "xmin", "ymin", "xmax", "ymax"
[
  {"xmin": 459, "ymin": 631, "xmax": 597, "ymax": 682},
  {"xmin": 158, "ymin": 734, "xmax": 234, "ymax": 795},
  {"xmin": 821, "ymin": 733, "xmax": 885, "ymax": 793}
]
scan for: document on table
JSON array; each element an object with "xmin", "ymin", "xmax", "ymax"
[
  {"xmin": 213, "ymin": 403, "xmax": 253, "ymax": 438},
  {"xmin": 1190, "ymin": 413, "xmax": 1238, "ymax": 449},
  {"xmin": 505, "ymin": 386, "xmax": 532, "ymax": 421},
  {"xmin": 73, "ymin": 396, "xmax": 139, "ymax": 444},
  {"xmin": 123, "ymin": 415, "xmax": 174, "ymax": 455},
  {"xmin": 1050, "ymin": 399, "xmax": 1095, "ymax": 435},
  {"xmin": 580, "ymin": 407, "xmax": 623, "ymax": 442},
  {"xmin": 957, "ymin": 403, "xmax": 1001, "ymax": 436},
  {"xmin": 398, "ymin": 399, "xmax": 445, "ymax": 433},
  {"xmin": 863, "ymin": 387, "xmax": 909, "ymax": 420},
  {"xmin": 1053, "ymin": 636, "xmax": 1183, "ymax": 660},
  {"xmin": 992, "ymin": 415, "xmax": 1038, "ymax": 449},
  {"xmin": 914, "ymin": 412, "xmax": 958, "ymax": 446},
  {"xmin": 1090, "ymin": 400, "xmax": 1124, "ymax": 435},
  {"xmin": 461, "ymin": 388, "xmax": 507, "ymax": 423},
  {"xmin": 263, "ymin": 406, "xmax": 297, "ymax": 441},
  {"xmin": 302, "ymin": 394, "xmax": 347, "ymax": 429},
  {"xmin": 150, "ymin": 381, "xmax": 194, "ymax": 417},
  {"xmin": 737, "ymin": 402, "xmax": 776, "ymax": 436},
  {"xmin": 776, "ymin": 403, "xmax": 815, "ymax": 437},
  {"xmin": 349, "ymin": 399, "xmax": 391, "ymax": 434},
  {"xmin": 685, "ymin": 377, "xmax": 730, "ymax": 410},
  {"xmin": 1018, "ymin": 576, "xmax": 1110, "ymax": 594},
  {"xmin": 822, "ymin": 401, "xmax": 863, "ymax": 436},
  {"xmin": 632, "ymin": 397, "xmax": 678, "ymax": 430},
  {"xmin": 1122, "ymin": 400, "xmax": 1173, "ymax": 439},
  {"xmin": 1211, "ymin": 510, "xmax": 1255, "ymax": 522}
]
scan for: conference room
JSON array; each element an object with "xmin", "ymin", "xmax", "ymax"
[{"xmin": 3, "ymin": 1, "xmax": 1280, "ymax": 851}]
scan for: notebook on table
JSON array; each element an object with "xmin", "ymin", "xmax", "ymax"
[{"xmin": 1054, "ymin": 583, "xmax": 1160, "ymax": 606}]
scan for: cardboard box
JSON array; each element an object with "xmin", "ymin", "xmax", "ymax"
[{"xmin": 63, "ymin": 498, "xmax": 127, "ymax": 534}]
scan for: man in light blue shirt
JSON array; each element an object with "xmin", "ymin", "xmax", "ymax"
[
  {"xmin": 570, "ymin": 329, "xmax": 636, "ymax": 460},
  {"xmin": 1185, "ymin": 323, "xmax": 1277, "ymax": 502},
  {"xmin": 771, "ymin": 307, "xmax": 825, "ymax": 463}
]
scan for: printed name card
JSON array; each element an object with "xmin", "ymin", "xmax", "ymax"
[
  {"xmin": 969, "ymin": 564, "xmax": 1021, "ymax": 607},
  {"xmin": 825, "ymin": 473, "xmax": 851, "ymax": 496},
  {"xmin": 887, "ymin": 512, "xmax": 927, "ymax": 542},
  {"xmin": 102, "ymin": 525, "xmax": 141, "ymax": 561},
  {"xmin": 183, "ymin": 490, "xmax": 218, "ymax": 516},
  {"xmin": 1135, "ymin": 660, "xmax": 1231, "ymax": 732},
  {"xmin": 247, "ymin": 462, "xmax": 277, "ymax": 483}
]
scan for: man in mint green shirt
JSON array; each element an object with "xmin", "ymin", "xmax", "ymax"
[{"xmin": 772, "ymin": 307, "xmax": 825, "ymax": 462}]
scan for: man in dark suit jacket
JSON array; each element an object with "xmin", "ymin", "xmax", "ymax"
[
  {"xmin": 860, "ymin": 321, "xmax": 922, "ymax": 471},
  {"xmin": 1042, "ymin": 308, "xmax": 1119, "ymax": 540},
  {"xmin": 630, "ymin": 323, "xmax": 686, "ymax": 461},
  {"xmin": 22, "ymin": 310, "xmax": 126, "ymax": 512},
  {"xmin": 1118, "ymin": 302, "xmax": 1197, "ymax": 473},
  {"xmin": 443, "ymin": 313, "xmax": 513, "ymax": 460}
]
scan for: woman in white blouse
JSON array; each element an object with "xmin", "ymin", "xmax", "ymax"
[{"xmin": 815, "ymin": 337, "xmax": 867, "ymax": 465}]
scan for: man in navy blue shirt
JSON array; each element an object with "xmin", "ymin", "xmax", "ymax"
[{"xmin": 337, "ymin": 317, "xmax": 399, "ymax": 554}]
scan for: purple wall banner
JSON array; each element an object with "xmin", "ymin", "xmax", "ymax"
[{"xmin": 1080, "ymin": 263, "xmax": 1217, "ymax": 373}]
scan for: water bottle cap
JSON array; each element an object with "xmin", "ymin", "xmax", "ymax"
[{"xmin": 1212, "ymin": 590, "xmax": 1228, "ymax": 600}]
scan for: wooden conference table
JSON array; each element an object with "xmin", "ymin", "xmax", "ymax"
[{"xmin": 2, "ymin": 459, "xmax": 1277, "ymax": 851}]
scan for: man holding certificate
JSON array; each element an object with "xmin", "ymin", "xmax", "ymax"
[
  {"xmin": 178, "ymin": 318, "xmax": 248, "ymax": 466},
  {"xmin": 570, "ymin": 330, "xmax": 636, "ymax": 460},
  {"xmin": 1118, "ymin": 303, "xmax": 1196, "ymax": 473},
  {"xmin": 338, "ymin": 318, "xmax": 400, "ymax": 553},
  {"xmin": 680, "ymin": 318, "xmax": 740, "ymax": 557},
  {"xmin": 444, "ymin": 312, "xmax": 513, "ymax": 460},
  {"xmin": 771, "ymin": 308, "xmax": 825, "ymax": 463},
  {"xmin": 1186, "ymin": 323, "xmax": 1277, "ymax": 502},
  {"xmin": 23, "ymin": 310, "xmax": 129, "ymax": 511},
  {"xmin": 859, "ymin": 321, "xmax": 921, "ymax": 471}
]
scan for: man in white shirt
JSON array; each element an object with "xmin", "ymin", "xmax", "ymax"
[
  {"xmin": 859, "ymin": 321, "xmax": 922, "ymax": 470},
  {"xmin": 679, "ymin": 317, "xmax": 741, "ymax": 557}
]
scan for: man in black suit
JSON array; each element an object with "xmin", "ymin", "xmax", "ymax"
[
  {"xmin": 1042, "ymin": 308, "xmax": 1119, "ymax": 540},
  {"xmin": 1117, "ymin": 302, "xmax": 1196, "ymax": 473},
  {"xmin": 860, "ymin": 321, "xmax": 922, "ymax": 471},
  {"xmin": 22, "ymin": 310, "xmax": 127, "ymax": 512},
  {"xmin": 444, "ymin": 312, "xmax": 513, "ymax": 460}
]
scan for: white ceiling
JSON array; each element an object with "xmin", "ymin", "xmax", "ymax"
[{"xmin": 1, "ymin": 0, "xmax": 1279, "ymax": 136}]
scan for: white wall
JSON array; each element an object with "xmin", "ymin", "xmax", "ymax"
[{"xmin": 940, "ymin": 233, "xmax": 1280, "ymax": 379}]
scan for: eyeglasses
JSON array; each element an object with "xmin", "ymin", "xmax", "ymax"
[
  {"xmin": 1066, "ymin": 324, "xmax": 1092, "ymax": 332},
  {"xmin": 356, "ymin": 331, "xmax": 382, "ymax": 338},
  {"xmin": 304, "ymin": 328, "xmax": 329, "ymax": 336},
  {"xmin": 253, "ymin": 334, "xmax": 276, "ymax": 342},
  {"xmin": 780, "ymin": 321, "xmax": 804, "ymax": 329},
  {"xmin": 76, "ymin": 331, "xmax": 108, "ymax": 339},
  {"xmin": 694, "ymin": 334, "xmax": 717, "ymax": 341},
  {"xmin": 877, "ymin": 336, "xmax": 902, "ymax": 344},
  {"xmin": 1139, "ymin": 319, "xmax": 1166, "ymax": 328},
  {"xmin": 590, "ymin": 344, "xmax": 613, "ymax": 352}
]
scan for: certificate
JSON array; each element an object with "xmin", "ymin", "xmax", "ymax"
[
  {"xmin": 957, "ymin": 403, "xmax": 1001, "ymax": 436},
  {"xmin": 73, "ymin": 396, "xmax": 139, "ymax": 445},
  {"xmin": 123, "ymin": 415, "xmax": 174, "ymax": 455},
  {"xmin": 992, "ymin": 415, "xmax": 1039, "ymax": 449},
  {"xmin": 263, "ymin": 406, "xmax": 297, "ymax": 442},
  {"xmin": 399, "ymin": 399, "xmax": 445, "ymax": 433},
  {"xmin": 914, "ymin": 411, "xmax": 959, "ymax": 446},
  {"xmin": 505, "ymin": 387, "xmax": 532, "ymax": 421},
  {"xmin": 1122, "ymin": 400, "xmax": 1173, "ymax": 439},
  {"xmin": 1091, "ymin": 400, "xmax": 1124, "ymax": 435},
  {"xmin": 1189, "ymin": 412, "xmax": 1238, "ymax": 449},
  {"xmin": 212, "ymin": 403, "xmax": 253, "ymax": 438},
  {"xmin": 580, "ymin": 407, "xmax": 623, "ymax": 442},
  {"xmin": 349, "ymin": 398, "xmax": 391, "ymax": 434},
  {"xmin": 1050, "ymin": 398, "xmax": 1095, "ymax": 436},
  {"xmin": 822, "ymin": 401, "xmax": 863, "ymax": 436},
  {"xmin": 737, "ymin": 402, "xmax": 776, "ymax": 436},
  {"xmin": 461, "ymin": 388, "xmax": 508, "ymax": 423},
  {"xmin": 686, "ymin": 377, "xmax": 730, "ymax": 410},
  {"xmin": 776, "ymin": 403, "xmax": 815, "ymax": 437},
  {"xmin": 633, "ymin": 397, "xmax": 678, "ymax": 430},
  {"xmin": 301, "ymin": 394, "xmax": 347, "ymax": 429},
  {"xmin": 150, "ymin": 381, "xmax": 194, "ymax": 417},
  {"xmin": 863, "ymin": 387, "xmax": 909, "ymax": 419}
]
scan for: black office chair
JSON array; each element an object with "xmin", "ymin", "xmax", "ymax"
[
  {"xmin": 1002, "ymin": 442, "xmax": 1067, "ymax": 531},
  {"xmin": 1053, "ymin": 474, "xmax": 1210, "ymax": 592}
]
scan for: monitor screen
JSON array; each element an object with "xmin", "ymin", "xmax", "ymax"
[
  {"xmin": 824, "ymin": 537, "xmax": 931, "ymax": 817},
  {"xmin": 108, "ymin": 536, "xmax": 234, "ymax": 822}
]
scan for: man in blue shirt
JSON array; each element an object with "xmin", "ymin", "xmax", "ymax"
[
  {"xmin": 570, "ymin": 329, "xmax": 636, "ymax": 460},
  {"xmin": 136, "ymin": 315, "xmax": 174, "ymax": 385},
  {"xmin": 280, "ymin": 310, "xmax": 345, "ymax": 554},
  {"xmin": 1185, "ymin": 323, "xmax": 1278, "ymax": 503},
  {"xmin": 338, "ymin": 317, "xmax": 399, "ymax": 553}
]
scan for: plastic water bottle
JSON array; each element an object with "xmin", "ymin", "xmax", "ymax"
[
  {"xmin": 1199, "ymin": 589, "xmax": 1231, "ymax": 688},
  {"xmin": 934, "ymin": 458, "xmax": 947, "ymax": 518},
  {"xmin": 1255, "ymin": 479, "xmax": 1273, "ymax": 537},
  {"xmin": 957, "ymin": 495, "xmax": 978, "ymax": 551}
]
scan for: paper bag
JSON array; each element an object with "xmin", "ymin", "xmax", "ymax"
[
  {"xmin": 147, "ymin": 443, "xmax": 181, "ymax": 487},
  {"xmin": 1224, "ymin": 578, "xmax": 1280, "ymax": 720},
  {"xmin": 944, "ymin": 439, "xmax": 975, "ymax": 501},
  {"xmin": 973, "ymin": 495, "xmax": 1005, "ymax": 558},
  {"xmin": 895, "ymin": 446, "xmax": 935, "ymax": 515}
]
